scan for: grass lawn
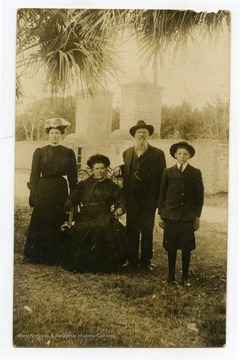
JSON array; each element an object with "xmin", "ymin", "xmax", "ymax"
[{"xmin": 13, "ymin": 199, "xmax": 227, "ymax": 348}]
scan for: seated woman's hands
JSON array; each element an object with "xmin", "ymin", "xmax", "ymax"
[{"xmin": 114, "ymin": 207, "xmax": 124, "ymax": 219}]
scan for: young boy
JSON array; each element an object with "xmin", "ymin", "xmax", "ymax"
[{"xmin": 158, "ymin": 141, "xmax": 204, "ymax": 285}]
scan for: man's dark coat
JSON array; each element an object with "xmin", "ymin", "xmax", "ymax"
[{"xmin": 121, "ymin": 144, "xmax": 166, "ymax": 209}]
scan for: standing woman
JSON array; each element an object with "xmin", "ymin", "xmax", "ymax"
[{"xmin": 24, "ymin": 118, "xmax": 77, "ymax": 265}]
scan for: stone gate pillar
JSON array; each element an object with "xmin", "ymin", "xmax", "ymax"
[
  {"xmin": 75, "ymin": 90, "xmax": 114, "ymax": 147},
  {"xmin": 120, "ymin": 72, "xmax": 163, "ymax": 138}
]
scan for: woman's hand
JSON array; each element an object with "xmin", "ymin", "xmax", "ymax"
[
  {"xmin": 114, "ymin": 207, "xmax": 124, "ymax": 218},
  {"xmin": 29, "ymin": 192, "xmax": 35, "ymax": 207},
  {"xmin": 29, "ymin": 196, "xmax": 35, "ymax": 208}
]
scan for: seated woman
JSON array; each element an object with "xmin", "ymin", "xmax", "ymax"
[{"xmin": 63, "ymin": 154, "xmax": 129, "ymax": 273}]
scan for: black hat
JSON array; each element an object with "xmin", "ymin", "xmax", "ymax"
[
  {"xmin": 129, "ymin": 120, "xmax": 154, "ymax": 137},
  {"xmin": 170, "ymin": 141, "xmax": 195, "ymax": 158}
]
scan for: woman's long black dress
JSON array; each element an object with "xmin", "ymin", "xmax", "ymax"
[
  {"xmin": 24, "ymin": 145, "xmax": 77, "ymax": 265},
  {"xmin": 63, "ymin": 176, "xmax": 129, "ymax": 273}
]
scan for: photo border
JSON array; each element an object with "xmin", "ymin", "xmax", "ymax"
[{"xmin": 1, "ymin": 1, "xmax": 244, "ymax": 359}]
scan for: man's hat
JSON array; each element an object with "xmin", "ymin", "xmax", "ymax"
[
  {"xmin": 44, "ymin": 118, "xmax": 70, "ymax": 130},
  {"xmin": 170, "ymin": 141, "xmax": 195, "ymax": 158},
  {"xmin": 129, "ymin": 120, "xmax": 154, "ymax": 137}
]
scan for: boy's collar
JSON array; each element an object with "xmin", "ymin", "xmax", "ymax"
[{"xmin": 177, "ymin": 162, "xmax": 189, "ymax": 170}]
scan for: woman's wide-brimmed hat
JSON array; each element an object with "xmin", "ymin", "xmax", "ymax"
[
  {"xmin": 129, "ymin": 120, "xmax": 154, "ymax": 137},
  {"xmin": 44, "ymin": 118, "xmax": 70, "ymax": 130},
  {"xmin": 170, "ymin": 141, "xmax": 195, "ymax": 158}
]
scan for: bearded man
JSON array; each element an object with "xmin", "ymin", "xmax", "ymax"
[{"xmin": 115, "ymin": 120, "xmax": 166, "ymax": 270}]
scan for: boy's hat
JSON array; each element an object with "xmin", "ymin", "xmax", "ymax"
[{"xmin": 170, "ymin": 141, "xmax": 195, "ymax": 158}]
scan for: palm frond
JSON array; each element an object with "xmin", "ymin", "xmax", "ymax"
[
  {"xmin": 123, "ymin": 9, "xmax": 230, "ymax": 84},
  {"xmin": 16, "ymin": 8, "xmax": 230, "ymax": 96},
  {"xmin": 16, "ymin": 73, "xmax": 26, "ymax": 102}
]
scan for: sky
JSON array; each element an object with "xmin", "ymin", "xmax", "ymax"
[{"xmin": 114, "ymin": 27, "xmax": 230, "ymax": 108}]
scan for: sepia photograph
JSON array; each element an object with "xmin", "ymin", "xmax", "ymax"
[
  {"xmin": 1, "ymin": 0, "xmax": 244, "ymax": 358},
  {"xmin": 12, "ymin": 5, "xmax": 231, "ymax": 348}
]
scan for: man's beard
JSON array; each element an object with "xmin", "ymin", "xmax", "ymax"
[{"xmin": 135, "ymin": 138, "xmax": 148, "ymax": 155}]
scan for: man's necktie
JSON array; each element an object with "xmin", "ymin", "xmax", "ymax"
[{"xmin": 179, "ymin": 164, "xmax": 183, "ymax": 172}]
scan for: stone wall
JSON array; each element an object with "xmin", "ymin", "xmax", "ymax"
[
  {"xmin": 216, "ymin": 143, "xmax": 229, "ymax": 192},
  {"xmin": 107, "ymin": 138, "xmax": 229, "ymax": 194},
  {"xmin": 15, "ymin": 138, "xmax": 229, "ymax": 195}
]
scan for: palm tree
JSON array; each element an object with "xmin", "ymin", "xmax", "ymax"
[
  {"xmin": 16, "ymin": 9, "xmax": 126, "ymax": 97},
  {"xmin": 16, "ymin": 8, "xmax": 230, "ymax": 100}
]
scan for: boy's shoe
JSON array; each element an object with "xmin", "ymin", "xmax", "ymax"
[
  {"xmin": 168, "ymin": 274, "xmax": 176, "ymax": 283},
  {"xmin": 181, "ymin": 276, "xmax": 191, "ymax": 287}
]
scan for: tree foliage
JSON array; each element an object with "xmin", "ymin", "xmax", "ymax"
[
  {"xmin": 16, "ymin": 96, "xmax": 229, "ymax": 143},
  {"xmin": 16, "ymin": 97, "xmax": 76, "ymax": 141},
  {"xmin": 201, "ymin": 98, "xmax": 229, "ymax": 142},
  {"xmin": 161, "ymin": 97, "xmax": 229, "ymax": 142},
  {"xmin": 16, "ymin": 9, "xmax": 124, "ymax": 97}
]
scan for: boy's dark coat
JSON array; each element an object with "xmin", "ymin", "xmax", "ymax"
[{"xmin": 158, "ymin": 164, "xmax": 204, "ymax": 221}]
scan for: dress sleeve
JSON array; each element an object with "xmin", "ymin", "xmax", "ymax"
[
  {"xmin": 66, "ymin": 180, "xmax": 85, "ymax": 207},
  {"xmin": 27, "ymin": 148, "xmax": 41, "ymax": 191},
  {"xmin": 27, "ymin": 148, "xmax": 41, "ymax": 206},
  {"xmin": 67, "ymin": 149, "xmax": 78, "ymax": 193}
]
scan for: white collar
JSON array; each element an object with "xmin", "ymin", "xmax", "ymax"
[{"xmin": 177, "ymin": 162, "xmax": 188, "ymax": 171}]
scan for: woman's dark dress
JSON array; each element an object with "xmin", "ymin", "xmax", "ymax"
[
  {"xmin": 24, "ymin": 145, "xmax": 77, "ymax": 265},
  {"xmin": 63, "ymin": 176, "xmax": 129, "ymax": 273}
]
